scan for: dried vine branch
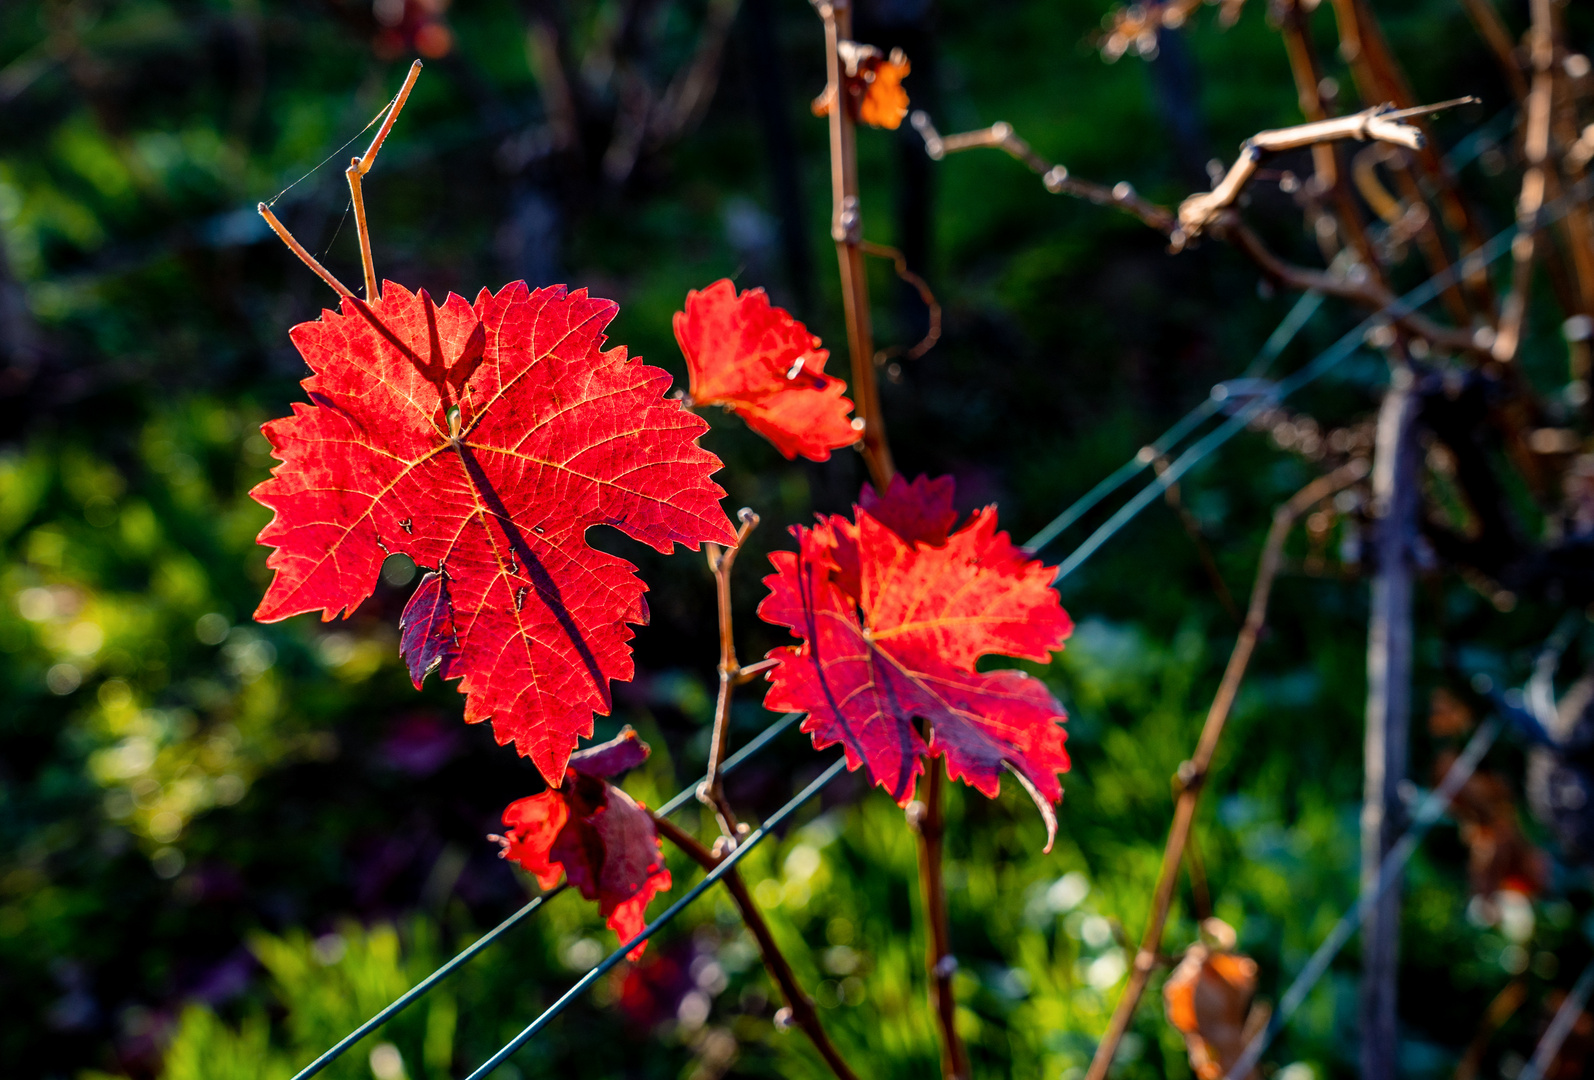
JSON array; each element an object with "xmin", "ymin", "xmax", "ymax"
[
  {"xmin": 1492, "ymin": 0, "xmax": 1555, "ymax": 363},
  {"xmin": 653, "ymin": 816, "xmax": 860, "ymax": 1080},
  {"xmin": 1178, "ymin": 99, "xmax": 1477, "ymax": 239},
  {"xmin": 257, "ymin": 62, "xmax": 426, "ymax": 301},
  {"xmin": 909, "ymin": 111, "xmax": 1177, "ymax": 234},
  {"xmin": 699, "ymin": 507, "xmax": 774, "ymax": 841},
  {"xmin": 1083, "ymin": 458, "xmax": 1371, "ymax": 1080},
  {"xmin": 1218, "ymin": 216, "xmax": 1482, "ymax": 355}
]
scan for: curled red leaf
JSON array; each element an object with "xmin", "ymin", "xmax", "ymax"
[
  {"xmin": 757, "ymin": 475, "xmax": 1073, "ymax": 849},
  {"xmin": 251, "ymin": 281, "xmax": 735, "ymax": 786},
  {"xmin": 497, "ymin": 728, "xmax": 671, "ymax": 959},
  {"xmin": 674, "ymin": 279, "xmax": 859, "ymax": 461}
]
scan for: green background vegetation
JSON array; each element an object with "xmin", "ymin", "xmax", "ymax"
[{"xmin": 2, "ymin": 0, "xmax": 1590, "ymax": 1078}]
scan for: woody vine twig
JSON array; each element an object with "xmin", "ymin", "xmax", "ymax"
[
  {"xmin": 699, "ymin": 507, "xmax": 777, "ymax": 840},
  {"xmin": 811, "ymin": 7, "xmax": 968, "ymax": 1074},
  {"xmin": 816, "ymin": 0, "xmax": 893, "ymax": 490},
  {"xmin": 346, "ymin": 59, "xmax": 423, "ymax": 301},
  {"xmin": 652, "ymin": 815, "xmax": 860, "ymax": 1080},
  {"xmin": 1084, "ymin": 458, "xmax": 1370, "ymax": 1080}
]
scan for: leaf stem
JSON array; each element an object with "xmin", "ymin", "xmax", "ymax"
[
  {"xmin": 701, "ymin": 507, "xmax": 762, "ymax": 839},
  {"xmin": 256, "ymin": 202, "xmax": 354, "ymax": 298},
  {"xmin": 346, "ymin": 60, "xmax": 424, "ymax": 302},
  {"xmin": 1083, "ymin": 458, "xmax": 1370, "ymax": 1080},
  {"xmin": 652, "ymin": 815, "xmax": 861, "ymax": 1080},
  {"xmin": 909, "ymin": 765, "xmax": 970, "ymax": 1080}
]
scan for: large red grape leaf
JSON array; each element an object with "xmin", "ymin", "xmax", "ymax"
[
  {"xmin": 757, "ymin": 477, "xmax": 1074, "ymax": 849},
  {"xmin": 497, "ymin": 729, "xmax": 671, "ymax": 959},
  {"xmin": 251, "ymin": 281, "xmax": 735, "ymax": 784},
  {"xmin": 673, "ymin": 279, "xmax": 859, "ymax": 461}
]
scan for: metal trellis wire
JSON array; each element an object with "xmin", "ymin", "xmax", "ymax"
[
  {"xmin": 1222, "ymin": 710, "xmax": 1504, "ymax": 1080},
  {"xmin": 1518, "ymin": 956, "xmax": 1594, "ymax": 1080},
  {"xmin": 1029, "ymin": 170, "xmax": 1594, "ymax": 580},
  {"xmin": 1023, "ymin": 113, "xmax": 1510, "ymax": 562},
  {"xmin": 286, "ymin": 114, "xmax": 1577, "ymax": 1080},
  {"xmin": 463, "ymin": 756, "xmax": 849, "ymax": 1080},
  {"xmin": 286, "ymin": 709, "xmax": 804, "ymax": 1080}
]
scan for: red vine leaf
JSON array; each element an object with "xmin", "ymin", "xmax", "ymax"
[
  {"xmin": 756, "ymin": 476, "xmax": 1073, "ymax": 849},
  {"xmin": 251, "ymin": 281, "xmax": 735, "ymax": 785},
  {"xmin": 497, "ymin": 729, "xmax": 671, "ymax": 959},
  {"xmin": 674, "ymin": 279, "xmax": 859, "ymax": 461}
]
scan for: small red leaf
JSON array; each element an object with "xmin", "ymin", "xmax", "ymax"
[
  {"xmin": 674, "ymin": 279, "xmax": 859, "ymax": 461},
  {"xmin": 251, "ymin": 281, "xmax": 735, "ymax": 785},
  {"xmin": 757, "ymin": 476, "xmax": 1073, "ymax": 849},
  {"xmin": 498, "ymin": 730, "xmax": 670, "ymax": 959}
]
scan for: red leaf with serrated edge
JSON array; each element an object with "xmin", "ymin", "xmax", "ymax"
[
  {"xmin": 757, "ymin": 476, "xmax": 1073, "ymax": 849},
  {"xmin": 251, "ymin": 281, "xmax": 735, "ymax": 785},
  {"xmin": 674, "ymin": 279, "xmax": 859, "ymax": 461},
  {"xmin": 497, "ymin": 729, "xmax": 671, "ymax": 960}
]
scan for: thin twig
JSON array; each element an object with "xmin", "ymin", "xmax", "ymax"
[
  {"xmin": 1219, "ymin": 217, "xmax": 1481, "ymax": 355},
  {"xmin": 816, "ymin": 0, "xmax": 893, "ymax": 489},
  {"xmin": 1325, "ymin": 0, "xmax": 1495, "ymax": 310},
  {"xmin": 910, "ymin": 111, "xmax": 1177, "ymax": 236},
  {"xmin": 1152, "ymin": 453, "xmax": 1242, "ymax": 623},
  {"xmin": 345, "ymin": 59, "xmax": 423, "ymax": 301},
  {"xmin": 1492, "ymin": 0, "xmax": 1554, "ymax": 363},
  {"xmin": 257, "ymin": 202, "xmax": 354, "ymax": 298},
  {"xmin": 700, "ymin": 507, "xmax": 761, "ymax": 840},
  {"xmin": 859, "ymin": 240, "xmax": 941, "ymax": 362},
  {"xmin": 1178, "ymin": 99, "xmax": 1478, "ymax": 239},
  {"xmin": 1458, "ymin": 0, "xmax": 1529, "ymax": 104},
  {"xmin": 1274, "ymin": 0, "xmax": 1389, "ymax": 291},
  {"xmin": 1083, "ymin": 458, "xmax": 1370, "ymax": 1080},
  {"xmin": 652, "ymin": 815, "xmax": 861, "ymax": 1080},
  {"xmin": 908, "ymin": 766, "xmax": 970, "ymax": 1080}
]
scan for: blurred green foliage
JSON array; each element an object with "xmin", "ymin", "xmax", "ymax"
[{"xmin": 3, "ymin": 0, "xmax": 1593, "ymax": 1078}]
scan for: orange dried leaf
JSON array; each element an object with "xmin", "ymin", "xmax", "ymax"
[
  {"xmin": 812, "ymin": 43, "xmax": 911, "ymax": 130},
  {"xmin": 1163, "ymin": 929, "xmax": 1260, "ymax": 1080}
]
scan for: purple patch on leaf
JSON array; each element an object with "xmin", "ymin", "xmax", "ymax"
[{"xmin": 400, "ymin": 571, "xmax": 460, "ymax": 689}]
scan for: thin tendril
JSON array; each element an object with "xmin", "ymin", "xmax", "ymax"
[{"xmin": 265, "ymin": 86, "xmax": 403, "ymax": 208}]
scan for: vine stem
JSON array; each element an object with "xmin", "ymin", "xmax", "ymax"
[
  {"xmin": 700, "ymin": 507, "xmax": 770, "ymax": 839},
  {"xmin": 652, "ymin": 815, "xmax": 860, "ymax": 1080},
  {"xmin": 812, "ymin": 7, "xmax": 977, "ymax": 1071},
  {"xmin": 1083, "ymin": 458, "xmax": 1370, "ymax": 1080},
  {"xmin": 817, "ymin": 0, "xmax": 893, "ymax": 490},
  {"xmin": 909, "ymin": 765, "xmax": 970, "ymax": 1079},
  {"xmin": 812, "ymin": 4, "xmax": 968, "ymax": 1073}
]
